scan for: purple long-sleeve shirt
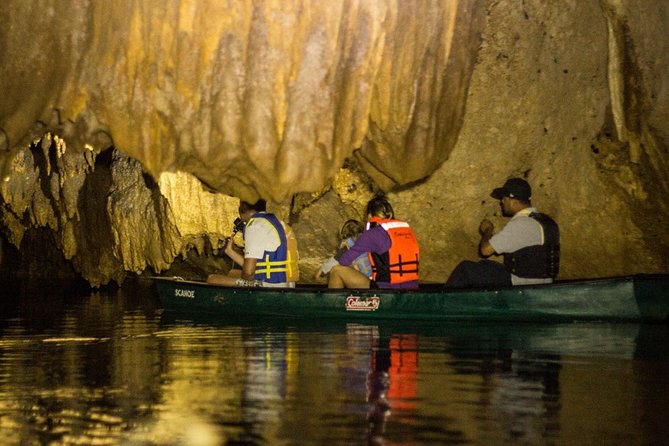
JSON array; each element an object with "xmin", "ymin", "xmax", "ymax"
[{"xmin": 338, "ymin": 225, "xmax": 418, "ymax": 289}]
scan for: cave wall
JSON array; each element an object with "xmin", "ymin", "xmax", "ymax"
[
  {"xmin": 0, "ymin": 0, "xmax": 668, "ymax": 286},
  {"xmin": 382, "ymin": 0, "xmax": 669, "ymax": 282}
]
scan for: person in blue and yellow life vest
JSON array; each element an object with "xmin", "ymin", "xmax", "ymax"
[
  {"xmin": 328, "ymin": 196, "xmax": 420, "ymax": 289},
  {"xmin": 207, "ymin": 199, "xmax": 299, "ymax": 287}
]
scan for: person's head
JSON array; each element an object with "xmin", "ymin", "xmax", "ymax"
[
  {"xmin": 238, "ymin": 199, "xmax": 266, "ymax": 221},
  {"xmin": 491, "ymin": 178, "xmax": 532, "ymax": 216},
  {"xmin": 339, "ymin": 219, "xmax": 365, "ymax": 240},
  {"xmin": 366, "ymin": 196, "xmax": 394, "ymax": 220}
]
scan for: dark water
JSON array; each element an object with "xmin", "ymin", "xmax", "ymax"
[{"xmin": 0, "ymin": 279, "xmax": 668, "ymax": 445}]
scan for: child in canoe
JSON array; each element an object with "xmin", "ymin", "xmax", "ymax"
[{"xmin": 315, "ymin": 219, "xmax": 372, "ymax": 280}]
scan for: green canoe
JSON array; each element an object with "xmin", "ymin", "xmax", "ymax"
[{"xmin": 155, "ymin": 274, "xmax": 669, "ymax": 323}]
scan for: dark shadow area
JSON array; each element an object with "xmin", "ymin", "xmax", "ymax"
[{"xmin": 0, "ymin": 228, "xmax": 80, "ymax": 281}]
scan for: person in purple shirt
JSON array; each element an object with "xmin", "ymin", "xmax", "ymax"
[{"xmin": 328, "ymin": 196, "xmax": 420, "ymax": 289}]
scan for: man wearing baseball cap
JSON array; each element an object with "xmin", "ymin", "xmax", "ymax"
[{"xmin": 445, "ymin": 177, "xmax": 560, "ymax": 288}]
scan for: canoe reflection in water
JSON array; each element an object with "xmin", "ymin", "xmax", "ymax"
[{"xmin": 357, "ymin": 322, "xmax": 569, "ymax": 445}]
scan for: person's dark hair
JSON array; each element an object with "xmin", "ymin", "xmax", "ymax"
[
  {"xmin": 339, "ymin": 219, "xmax": 365, "ymax": 239},
  {"xmin": 366, "ymin": 196, "xmax": 394, "ymax": 219},
  {"xmin": 239, "ymin": 199, "xmax": 266, "ymax": 213}
]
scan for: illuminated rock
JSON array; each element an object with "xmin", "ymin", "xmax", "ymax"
[
  {"xmin": 0, "ymin": 0, "xmax": 667, "ymax": 285},
  {"xmin": 0, "ymin": 0, "xmax": 483, "ymax": 201}
]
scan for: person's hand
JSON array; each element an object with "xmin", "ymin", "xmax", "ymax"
[
  {"xmin": 479, "ymin": 219, "xmax": 494, "ymax": 237},
  {"xmin": 215, "ymin": 238, "xmax": 228, "ymax": 255},
  {"xmin": 314, "ymin": 269, "xmax": 325, "ymax": 280}
]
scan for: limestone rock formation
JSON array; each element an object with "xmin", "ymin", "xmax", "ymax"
[
  {"xmin": 0, "ymin": 0, "xmax": 483, "ymax": 200},
  {"xmin": 0, "ymin": 0, "xmax": 667, "ymax": 286}
]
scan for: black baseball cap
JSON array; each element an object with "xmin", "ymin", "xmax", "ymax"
[{"xmin": 491, "ymin": 178, "xmax": 532, "ymax": 201}]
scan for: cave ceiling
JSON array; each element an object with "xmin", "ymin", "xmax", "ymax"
[{"xmin": 0, "ymin": 0, "xmax": 486, "ymax": 201}]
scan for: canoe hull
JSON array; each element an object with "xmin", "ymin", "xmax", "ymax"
[{"xmin": 156, "ymin": 275, "xmax": 669, "ymax": 323}]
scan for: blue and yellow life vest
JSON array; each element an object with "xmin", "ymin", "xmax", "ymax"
[{"xmin": 246, "ymin": 213, "xmax": 299, "ymax": 283}]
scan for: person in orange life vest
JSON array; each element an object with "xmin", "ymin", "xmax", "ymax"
[
  {"xmin": 328, "ymin": 196, "xmax": 420, "ymax": 289},
  {"xmin": 207, "ymin": 199, "xmax": 299, "ymax": 287}
]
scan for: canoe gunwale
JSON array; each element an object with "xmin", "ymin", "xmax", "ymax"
[{"xmin": 153, "ymin": 273, "xmax": 652, "ymax": 294}]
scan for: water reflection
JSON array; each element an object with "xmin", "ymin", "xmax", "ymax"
[
  {"xmin": 366, "ymin": 329, "xmax": 419, "ymax": 445},
  {"xmin": 0, "ymin": 280, "xmax": 667, "ymax": 445},
  {"xmin": 0, "ymin": 279, "xmax": 162, "ymax": 445}
]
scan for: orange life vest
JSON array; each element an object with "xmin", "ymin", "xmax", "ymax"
[{"xmin": 367, "ymin": 217, "xmax": 420, "ymax": 284}]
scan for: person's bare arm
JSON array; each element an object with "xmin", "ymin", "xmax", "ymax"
[
  {"xmin": 241, "ymin": 258, "xmax": 258, "ymax": 281},
  {"xmin": 224, "ymin": 239, "xmax": 245, "ymax": 267},
  {"xmin": 478, "ymin": 219, "xmax": 496, "ymax": 257}
]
